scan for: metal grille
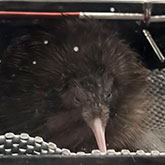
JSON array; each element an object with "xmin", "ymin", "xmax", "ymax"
[{"xmin": 145, "ymin": 69, "xmax": 165, "ymax": 131}]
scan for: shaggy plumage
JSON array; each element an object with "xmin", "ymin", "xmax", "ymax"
[{"xmin": 0, "ymin": 19, "xmax": 150, "ymax": 152}]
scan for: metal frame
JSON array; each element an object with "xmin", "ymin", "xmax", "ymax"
[
  {"xmin": 0, "ymin": 1, "xmax": 164, "ymax": 164},
  {"xmin": 0, "ymin": 0, "xmax": 164, "ymax": 3},
  {"xmin": 1, "ymin": 155, "xmax": 165, "ymax": 165}
]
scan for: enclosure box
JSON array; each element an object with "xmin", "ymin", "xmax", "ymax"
[{"xmin": 0, "ymin": 0, "xmax": 165, "ymax": 165}]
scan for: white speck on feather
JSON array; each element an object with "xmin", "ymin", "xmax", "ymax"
[
  {"xmin": 32, "ymin": 61, "xmax": 37, "ymax": 65},
  {"xmin": 110, "ymin": 7, "xmax": 115, "ymax": 12},
  {"xmin": 73, "ymin": 46, "xmax": 79, "ymax": 52},
  {"xmin": 44, "ymin": 40, "xmax": 49, "ymax": 45}
]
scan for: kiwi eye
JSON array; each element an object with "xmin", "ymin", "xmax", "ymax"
[
  {"xmin": 54, "ymin": 87, "xmax": 63, "ymax": 92},
  {"xmin": 54, "ymin": 83, "xmax": 68, "ymax": 92},
  {"xmin": 107, "ymin": 93, "xmax": 112, "ymax": 98},
  {"xmin": 104, "ymin": 92, "xmax": 112, "ymax": 100},
  {"xmin": 74, "ymin": 96, "xmax": 80, "ymax": 104}
]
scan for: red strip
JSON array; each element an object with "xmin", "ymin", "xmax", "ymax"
[{"xmin": 0, "ymin": 11, "xmax": 80, "ymax": 18}]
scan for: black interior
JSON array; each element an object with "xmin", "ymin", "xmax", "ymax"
[{"xmin": 0, "ymin": 18, "xmax": 164, "ymax": 70}]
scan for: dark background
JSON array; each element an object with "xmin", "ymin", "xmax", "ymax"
[{"xmin": 0, "ymin": 18, "xmax": 164, "ymax": 70}]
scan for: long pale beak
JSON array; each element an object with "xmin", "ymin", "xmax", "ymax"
[{"xmin": 91, "ymin": 118, "xmax": 107, "ymax": 152}]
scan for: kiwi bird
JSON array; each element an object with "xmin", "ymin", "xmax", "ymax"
[{"xmin": 0, "ymin": 19, "xmax": 149, "ymax": 152}]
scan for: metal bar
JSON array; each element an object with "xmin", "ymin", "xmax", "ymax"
[
  {"xmin": 0, "ymin": 0, "xmax": 149, "ymax": 3},
  {"xmin": 0, "ymin": 11, "xmax": 165, "ymax": 24},
  {"xmin": 143, "ymin": 29, "xmax": 165, "ymax": 63},
  {"xmin": 0, "ymin": 11, "xmax": 80, "ymax": 18},
  {"xmin": 150, "ymin": 15, "xmax": 165, "ymax": 23},
  {"xmin": 0, "ymin": 11, "xmax": 144, "ymax": 20},
  {"xmin": 0, "ymin": 0, "xmax": 164, "ymax": 4},
  {"xmin": 79, "ymin": 12, "xmax": 144, "ymax": 20}
]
